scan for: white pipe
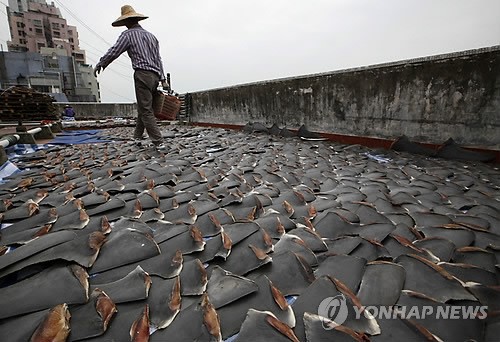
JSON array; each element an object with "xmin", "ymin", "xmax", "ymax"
[
  {"xmin": 0, "ymin": 134, "xmax": 20, "ymax": 148},
  {"xmin": 27, "ymin": 127, "xmax": 42, "ymax": 135}
]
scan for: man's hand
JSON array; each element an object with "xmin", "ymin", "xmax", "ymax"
[
  {"xmin": 93, "ymin": 65, "xmax": 102, "ymax": 77},
  {"xmin": 161, "ymin": 80, "xmax": 170, "ymax": 91}
]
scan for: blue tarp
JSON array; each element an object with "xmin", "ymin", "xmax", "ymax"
[
  {"xmin": 0, "ymin": 161, "xmax": 21, "ymax": 184},
  {"xmin": 48, "ymin": 130, "xmax": 112, "ymax": 144}
]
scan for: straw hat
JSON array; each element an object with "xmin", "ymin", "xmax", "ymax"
[{"xmin": 112, "ymin": 5, "xmax": 148, "ymax": 27}]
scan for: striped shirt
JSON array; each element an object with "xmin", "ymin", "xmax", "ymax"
[{"xmin": 96, "ymin": 25, "xmax": 166, "ymax": 80}]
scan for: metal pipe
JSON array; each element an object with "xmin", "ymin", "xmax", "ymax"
[
  {"xmin": 0, "ymin": 134, "xmax": 20, "ymax": 148},
  {"xmin": 27, "ymin": 127, "xmax": 42, "ymax": 135}
]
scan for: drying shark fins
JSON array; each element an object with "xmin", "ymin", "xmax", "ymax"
[
  {"xmin": 440, "ymin": 262, "xmax": 498, "ymax": 286},
  {"xmin": 292, "ymin": 276, "xmax": 380, "ymax": 341},
  {"xmin": 0, "ymin": 308, "xmax": 50, "ymax": 341},
  {"xmin": 157, "ymin": 226, "xmax": 205, "ymax": 255},
  {"xmin": 216, "ymin": 275, "xmax": 295, "ymax": 340},
  {"xmin": 88, "ymin": 301, "xmax": 145, "ymax": 342},
  {"xmin": 314, "ymin": 255, "xmax": 367, "ymax": 293},
  {"xmin": 303, "ymin": 312, "xmax": 369, "ymax": 342},
  {"xmin": 30, "ymin": 303, "xmax": 71, "ymax": 342},
  {"xmin": 68, "ymin": 289, "xmax": 117, "ymax": 341},
  {"xmin": 194, "ymin": 212, "xmax": 224, "ymax": 237},
  {"xmin": 453, "ymin": 246, "xmax": 497, "ymax": 272},
  {"xmin": 79, "ymin": 191, "xmax": 110, "ymax": 207},
  {"xmin": 50, "ymin": 208, "xmax": 90, "ymax": 231},
  {"xmin": 0, "ymin": 230, "xmax": 76, "ymax": 273},
  {"xmin": 313, "ymin": 211, "xmax": 360, "ymax": 239},
  {"xmin": 89, "ymin": 228, "xmax": 160, "ymax": 274},
  {"xmin": 369, "ymin": 313, "xmax": 442, "ymax": 342},
  {"xmin": 0, "ymin": 223, "xmax": 53, "ymax": 245},
  {"xmin": 207, "ymin": 266, "xmax": 259, "ymax": 309},
  {"xmin": 397, "ymin": 290, "xmax": 485, "ymax": 341},
  {"xmin": 212, "ymin": 242, "xmax": 272, "ymax": 276},
  {"xmin": 90, "ymin": 265, "xmax": 152, "ymax": 304},
  {"xmin": 150, "ymin": 293, "xmax": 222, "ymax": 342},
  {"xmin": 248, "ymin": 250, "xmax": 315, "ymax": 296},
  {"xmin": 0, "ymin": 207, "xmax": 58, "ymax": 238},
  {"xmin": 395, "ymin": 254, "xmax": 477, "ymax": 302},
  {"xmin": 88, "ymin": 249, "xmax": 183, "ymax": 284},
  {"xmin": 147, "ymin": 276, "xmax": 181, "ymax": 329},
  {"xmin": 222, "ymin": 221, "xmax": 261, "ymax": 246},
  {"xmin": 356, "ymin": 261, "xmax": 406, "ymax": 306},
  {"xmin": 390, "ymin": 135, "xmax": 436, "ymax": 156},
  {"xmin": 162, "ymin": 202, "xmax": 197, "ymax": 224},
  {"xmin": 0, "ymin": 264, "xmax": 89, "ymax": 319},
  {"xmin": 417, "ymin": 225, "xmax": 475, "ymax": 249},
  {"xmin": 0, "ymin": 199, "xmax": 39, "ymax": 222},
  {"xmin": 184, "ymin": 230, "xmax": 232, "ymax": 263},
  {"xmin": 0, "ymin": 231, "xmax": 106, "ymax": 278},
  {"xmin": 130, "ymin": 304, "xmax": 151, "ymax": 342},
  {"xmin": 235, "ymin": 309, "xmax": 300, "ymax": 342},
  {"xmin": 288, "ymin": 227, "xmax": 328, "ymax": 253},
  {"xmin": 274, "ymin": 234, "xmax": 318, "ymax": 267},
  {"xmin": 0, "ymin": 124, "xmax": 498, "ymax": 339},
  {"xmin": 466, "ymin": 284, "xmax": 500, "ymax": 311},
  {"xmin": 413, "ymin": 236, "xmax": 456, "ymax": 262},
  {"xmin": 297, "ymin": 125, "xmax": 328, "ymax": 141},
  {"xmin": 179, "ymin": 258, "xmax": 208, "ymax": 295},
  {"xmin": 85, "ymin": 197, "xmax": 126, "ymax": 217},
  {"xmin": 253, "ymin": 215, "xmax": 287, "ymax": 239},
  {"xmin": 436, "ymin": 137, "xmax": 496, "ymax": 162}
]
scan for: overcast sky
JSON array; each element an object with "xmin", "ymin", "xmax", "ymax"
[{"xmin": 1, "ymin": 0, "xmax": 499, "ymax": 103}]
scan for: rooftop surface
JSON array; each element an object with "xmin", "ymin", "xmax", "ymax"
[{"xmin": 0, "ymin": 125, "xmax": 499, "ymax": 341}]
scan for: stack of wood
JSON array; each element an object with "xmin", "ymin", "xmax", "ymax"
[{"xmin": 0, "ymin": 86, "xmax": 59, "ymax": 122}]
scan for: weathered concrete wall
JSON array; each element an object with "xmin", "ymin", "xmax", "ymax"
[
  {"xmin": 190, "ymin": 46, "xmax": 500, "ymax": 148},
  {"xmin": 56, "ymin": 102, "xmax": 137, "ymax": 119}
]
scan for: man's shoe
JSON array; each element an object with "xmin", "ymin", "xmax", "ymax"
[{"xmin": 155, "ymin": 143, "xmax": 168, "ymax": 151}]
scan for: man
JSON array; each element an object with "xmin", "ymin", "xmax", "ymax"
[
  {"xmin": 93, "ymin": 5, "xmax": 168, "ymax": 149},
  {"xmin": 62, "ymin": 105, "xmax": 75, "ymax": 121}
]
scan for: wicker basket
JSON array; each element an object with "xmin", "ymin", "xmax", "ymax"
[{"xmin": 153, "ymin": 90, "xmax": 181, "ymax": 121}]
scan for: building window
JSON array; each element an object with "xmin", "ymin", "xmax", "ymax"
[
  {"xmin": 33, "ymin": 19, "xmax": 42, "ymax": 27},
  {"xmin": 69, "ymin": 38, "xmax": 74, "ymax": 43},
  {"xmin": 44, "ymin": 56, "xmax": 59, "ymax": 69},
  {"xmin": 35, "ymin": 28, "xmax": 43, "ymax": 36},
  {"xmin": 68, "ymin": 30, "xmax": 73, "ymax": 36},
  {"xmin": 53, "ymin": 31, "xmax": 61, "ymax": 37},
  {"xmin": 52, "ymin": 22, "xmax": 60, "ymax": 29}
]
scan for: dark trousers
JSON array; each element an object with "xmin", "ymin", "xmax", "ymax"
[{"xmin": 133, "ymin": 69, "xmax": 163, "ymax": 144}]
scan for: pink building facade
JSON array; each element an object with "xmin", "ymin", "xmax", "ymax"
[{"xmin": 7, "ymin": 0, "xmax": 86, "ymax": 64}]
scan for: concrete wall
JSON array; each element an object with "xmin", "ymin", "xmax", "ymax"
[
  {"xmin": 56, "ymin": 102, "xmax": 137, "ymax": 119},
  {"xmin": 189, "ymin": 46, "xmax": 500, "ymax": 148}
]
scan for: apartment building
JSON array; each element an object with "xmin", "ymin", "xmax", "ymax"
[
  {"xmin": 7, "ymin": 0, "xmax": 85, "ymax": 63},
  {"xmin": 3, "ymin": 0, "xmax": 99, "ymax": 102}
]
